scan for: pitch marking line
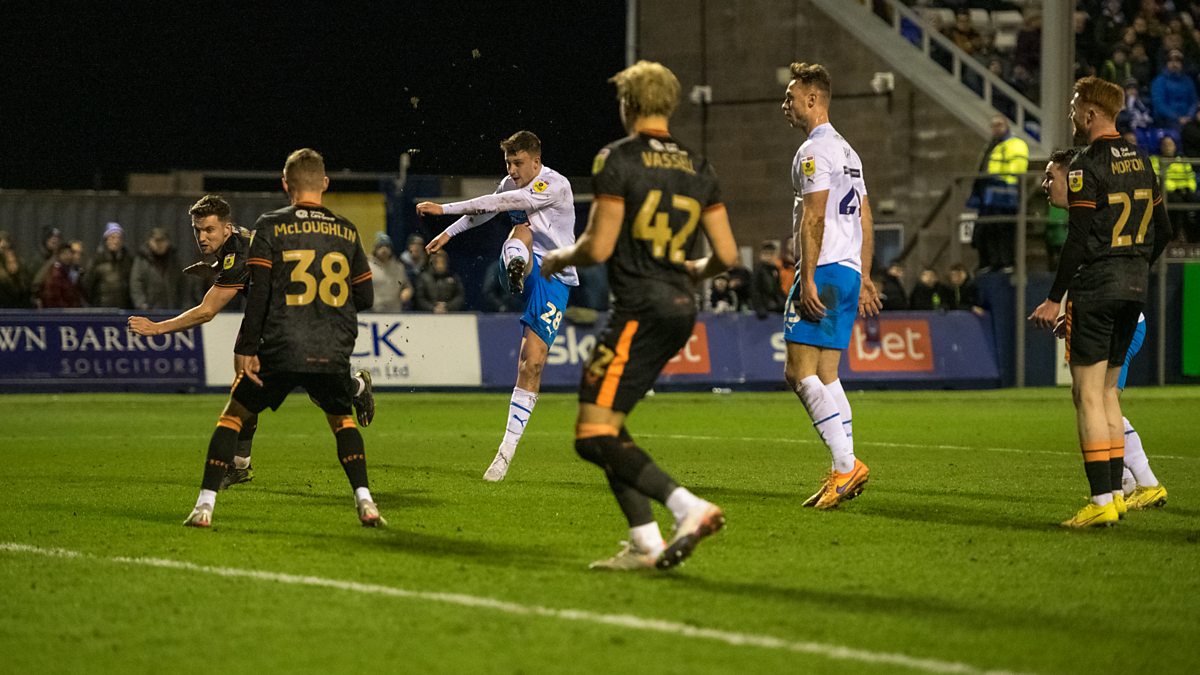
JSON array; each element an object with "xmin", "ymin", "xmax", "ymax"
[
  {"xmin": 1, "ymin": 542, "xmax": 1024, "ymax": 675},
  {"xmin": 638, "ymin": 433, "xmax": 1192, "ymax": 461}
]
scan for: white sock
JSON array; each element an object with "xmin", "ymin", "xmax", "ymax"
[
  {"xmin": 1121, "ymin": 467, "xmax": 1137, "ymax": 497},
  {"xmin": 501, "ymin": 387, "xmax": 538, "ymax": 448},
  {"xmin": 354, "ymin": 487, "xmax": 373, "ymax": 503},
  {"xmin": 796, "ymin": 375, "xmax": 855, "ymax": 473},
  {"xmin": 502, "ymin": 239, "xmax": 530, "ymax": 267},
  {"xmin": 1092, "ymin": 492, "xmax": 1114, "ymax": 506},
  {"xmin": 195, "ymin": 489, "xmax": 216, "ymax": 510},
  {"xmin": 233, "ymin": 455, "xmax": 251, "ymax": 470},
  {"xmin": 1122, "ymin": 417, "xmax": 1158, "ymax": 486},
  {"xmin": 825, "ymin": 378, "xmax": 853, "ymax": 452},
  {"xmin": 666, "ymin": 487, "xmax": 703, "ymax": 524},
  {"xmin": 353, "ymin": 374, "xmax": 366, "ymax": 397},
  {"xmin": 630, "ymin": 522, "xmax": 665, "ymax": 555}
]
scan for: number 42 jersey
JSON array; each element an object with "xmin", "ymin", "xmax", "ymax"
[
  {"xmin": 591, "ymin": 130, "xmax": 724, "ymax": 317},
  {"xmin": 245, "ymin": 203, "xmax": 372, "ymax": 373}
]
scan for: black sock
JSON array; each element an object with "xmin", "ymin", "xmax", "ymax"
[
  {"xmin": 336, "ymin": 427, "xmax": 369, "ymax": 490},
  {"xmin": 202, "ymin": 426, "xmax": 239, "ymax": 492},
  {"xmin": 236, "ymin": 413, "xmax": 258, "ymax": 464},
  {"xmin": 594, "ymin": 434, "xmax": 678, "ymax": 504},
  {"xmin": 1083, "ymin": 460, "xmax": 1112, "ymax": 497},
  {"xmin": 576, "ymin": 436, "xmax": 654, "ymax": 526},
  {"xmin": 1109, "ymin": 457, "xmax": 1125, "ymax": 497}
]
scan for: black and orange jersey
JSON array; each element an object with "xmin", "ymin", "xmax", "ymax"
[
  {"xmin": 1053, "ymin": 133, "xmax": 1172, "ymax": 302},
  {"xmin": 592, "ymin": 130, "xmax": 724, "ymax": 316},
  {"xmin": 212, "ymin": 226, "xmax": 253, "ymax": 292},
  {"xmin": 234, "ymin": 203, "xmax": 372, "ymax": 373}
]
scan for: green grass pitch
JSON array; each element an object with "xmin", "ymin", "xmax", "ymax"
[{"xmin": 1, "ymin": 388, "xmax": 1198, "ymax": 674}]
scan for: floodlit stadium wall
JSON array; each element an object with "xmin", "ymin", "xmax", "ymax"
[{"xmin": 0, "ymin": 311, "xmax": 1000, "ymax": 392}]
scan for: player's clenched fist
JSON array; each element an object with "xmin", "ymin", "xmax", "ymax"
[{"xmin": 127, "ymin": 316, "xmax": 160, "ymax": 336}]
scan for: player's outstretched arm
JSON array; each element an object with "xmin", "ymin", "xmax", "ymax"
[
  {"xmin": 686, "ymin": 205, "xmax": 738, "ymax": 282},
  {"xmin": 542, "ymin": 197, "xmax": 623, "ymax": 276},
  {"xmin": 797, "ymin": 189, "xmax": 829, "ymax": 320},
  {"xmin": 127, "ymin": 284, "xmax": 239, "ymax": 336},
  {"xmin": 858, "ymin": 196, "xmax": 882, "ymax": 317}
]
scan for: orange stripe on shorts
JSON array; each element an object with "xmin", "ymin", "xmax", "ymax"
[{"xmin": 596, "ymin": 320, "xmax": 639, "ymax": 409}]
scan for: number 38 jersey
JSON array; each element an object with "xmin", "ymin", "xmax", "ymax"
[
  {"xmin": 246, "ymin": 203, "xmax": 372, "ymax": 373},
  {"xmin": 793, "ymin": 123, "xmax": 867, "ymax": 273},
  {"xmin": 1064, "ymin": 134, "xmax": 1163, "ymax": 302},
  {"xmin": 592, "ymin": 130, "xmax": 724, "ymax": 317}
]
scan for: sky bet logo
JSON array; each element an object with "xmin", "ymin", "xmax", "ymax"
[
  {"xmin": 848, "ymin": 319, "xmax": 934, "ymax": 372},
  {"xmin": 352, "ymin": 320, "xmax": 405, "ymax": 358}
]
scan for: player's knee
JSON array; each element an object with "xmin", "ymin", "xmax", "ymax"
[{"xmin": 575, "ymin": 436, "xmax": 607, "ymax": 467}]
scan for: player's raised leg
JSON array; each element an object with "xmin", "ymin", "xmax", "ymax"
[{"xmin": 502, "ymin": 223, "xmax": 535, "ymax": 294}]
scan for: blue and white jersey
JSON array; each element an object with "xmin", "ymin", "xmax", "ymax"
[
  {"xmin": 792, "ymin": 123, "xmax": 867, "ymax": 273},
  {"xmin": 441, "ymin": 165, "xmax": 578, "ymax": 286}
]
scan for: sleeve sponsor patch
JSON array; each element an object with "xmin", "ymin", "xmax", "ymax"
[
  {"xmin": 223, "ymin": 253, "xmax": 236, "ymax": 270},
  {"xmin": 532, "ymin": 180, "xmax": 549, "ymax": 193},
  {"xmin": 592, "ymin": 148, "xmax": 610, "ymax": 175},
  {"xmin": 1068, "ymin": 170, "xmax": 1083, "ymax": 192},
  {"xmin": 801, "ymin": 155, "xmax": 816, "ymax": 177}
]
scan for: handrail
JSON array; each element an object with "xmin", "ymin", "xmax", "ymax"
[{"xmin": 875, "ymin": 0, "xmax": 1043, "ymax": 135}]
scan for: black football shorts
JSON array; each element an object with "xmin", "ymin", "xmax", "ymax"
[
  {"xmin": 579, "ymin": 311, "xmax": 695, "ymax": 414},
  {"xmin": 232, "ymin": 370, "xmax": 353, "ymax": 416},
  {"xmin": 1065, "ymin": 298, "xmax": 1143, "ymax": 367}
]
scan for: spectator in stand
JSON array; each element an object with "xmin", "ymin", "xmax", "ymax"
[
  {"xmin": 37, "ymin": 244, "xmax": 84, "ymax": 308},
  {"xmin": 0, "ymin": 232, "xmax": 33, "ymax": 308},
  {"xmin": 415, "ymin": 250, "xmax": 463, "ymax": 314},
  {"xmin": 1157, "ymin": 29, "xmax": 1190, "ymax": 72},
  {"xmin": 1096, "ymin": 0, "xmax": 1129, "ymax": 48},
  {"xmin": 82, "ymin": 222, "xmax": 133, "ymax": 309},
  {"xmin": 1013, "ymin": 13, "xmax": 1042, "ymax": 90},
  {"xmin": 400, "ymin": 233, "xmax": 427, "ymax": 296},
  {"xmin": 779, "ymin": 237, "xmax": 797, "ymax": 297},
  {"xmin": 909, "ymin": 267, "xmax": 945, "ymax": 311},
  {"xmin": 1101, "ymin": 45, "xmax": 1135, "ymax": 85},
  {"xmin": 481, "ymin": 258, "xmax": 524, "ymax": 312},
  {"xmin": 367, "ymin": 233, "xmax": 412, "ymax": 313},
  {"xmin": 967, "ymin": 113, "xmax": 1028, "ymax": 272},
  {"xmin": 1169, "ymin": 15, "xmax": 1200, "ymax": 65},
  {"xmin": 880, "ymin": 262, "xmax": 908, "ymax": 311},
  {"xmin": 1151, "ymin": 134, "xmax": 1198, "ymax": 240},
  {"xmin": 1151, "ymin": 49, "xmax": 1197, "ymax": 127},
  {"xmin": 1075, "ymin": 11, "xmax": 1103, "ymax": 71},
  {"xmin": 749, "ymin": 240, "xmax": 786, "ymax": 318},
  {"xmin": 1180, "ymin": 107, "xmax": 1200, "ymax": 156},
  {"xmin": 945, "ymin": 10, "xmax": 981, "ymax": 55},
  {"xmin": 1132, "ymin": 14, "xmax": 1163, "ymax": 64},
  {"xmin": 988, "ymin": 57, "xmax": 1018, "ymax": 120},
  {"xmin": 38, "ymin": 227, "xmax": 63, "ymax": 264},
  {"xmin": 942, "ymin": 263, "xmax": 979, "ymax": 311},
  {"xmin": 1129, "ymin": 42, "xmax": 1155, "ymax": 91},
  {"xmin": 725, "ymin": 264, "xmax": 751, "ymax": 313},
  {"xmin": 130, "ymin": 228, "xmax": 192, "ymax": 310},
  {"xmin": 1119, "ymin": 77, "xmax": 1156, "ymax": 147},
  {"xmin": 708, "ymin": 274, "xmax": 739, "ymax": 314}
]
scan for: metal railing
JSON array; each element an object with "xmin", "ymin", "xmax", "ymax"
[{"xmin": 872, "ymin": 0, "xmax": 1043, "ymax": 137}]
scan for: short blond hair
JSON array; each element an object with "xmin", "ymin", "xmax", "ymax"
[
  {"xmin": 610, "ymin": 60, "xmax": 680, "ymax": 119},
  {"xmin": 283, "ymin": 148, "xmax": 326, "ymax": 192},
  {"xmin": 1073, "ymin": 76, "xmax": 1123, "ymax": 120}
]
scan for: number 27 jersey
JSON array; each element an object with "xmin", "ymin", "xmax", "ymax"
[{"xmin": 592, "ymin": 131, "xmax": 724, "ymax": 316}]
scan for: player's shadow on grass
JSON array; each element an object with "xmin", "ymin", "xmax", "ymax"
[
  {"xmin": 275, "ymin": 526, "xmax": 574, "ymax": 569},
  {"xmin": 655, "ymin": 574, "xmax": 1083, "ymax": 632},
  {"xmin": 862, "ymin": 496, "xmax": 1200, "ymax": 544},
  {"xmin": 251, "ymin": 487, "xmax": 447, "ymax": 510}
]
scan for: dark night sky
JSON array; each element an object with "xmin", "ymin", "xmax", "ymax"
[{"xmin": 2, "ymin": 3, "xmax": 628, "ymax": 189}]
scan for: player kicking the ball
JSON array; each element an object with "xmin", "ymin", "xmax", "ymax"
[
  {"xmin": 780, "ymin": 62, "xmax": 881, "ymax": 510},
  {"xmin": 417, "ymin": 131, "xmax": 578, "ymax": 482}
]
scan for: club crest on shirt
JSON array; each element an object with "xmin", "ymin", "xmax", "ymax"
[
  {"xmin": 223, "ymin": 253, "xmax": 236, "ymax": 269},
  {"xmin": 801, "ymin": 155, "xmax": 816, "ymax": 177},
  {"xmin": 1068, "ymin": 170, "xmax": 1083, "ymax": 192},
  {"xmin": 592, "ymin": 148, "xmax": 610, "ymax": 175},
  {"xmin": 532, "ymin": 180, "xmax": 549, "ymax": 193}
]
